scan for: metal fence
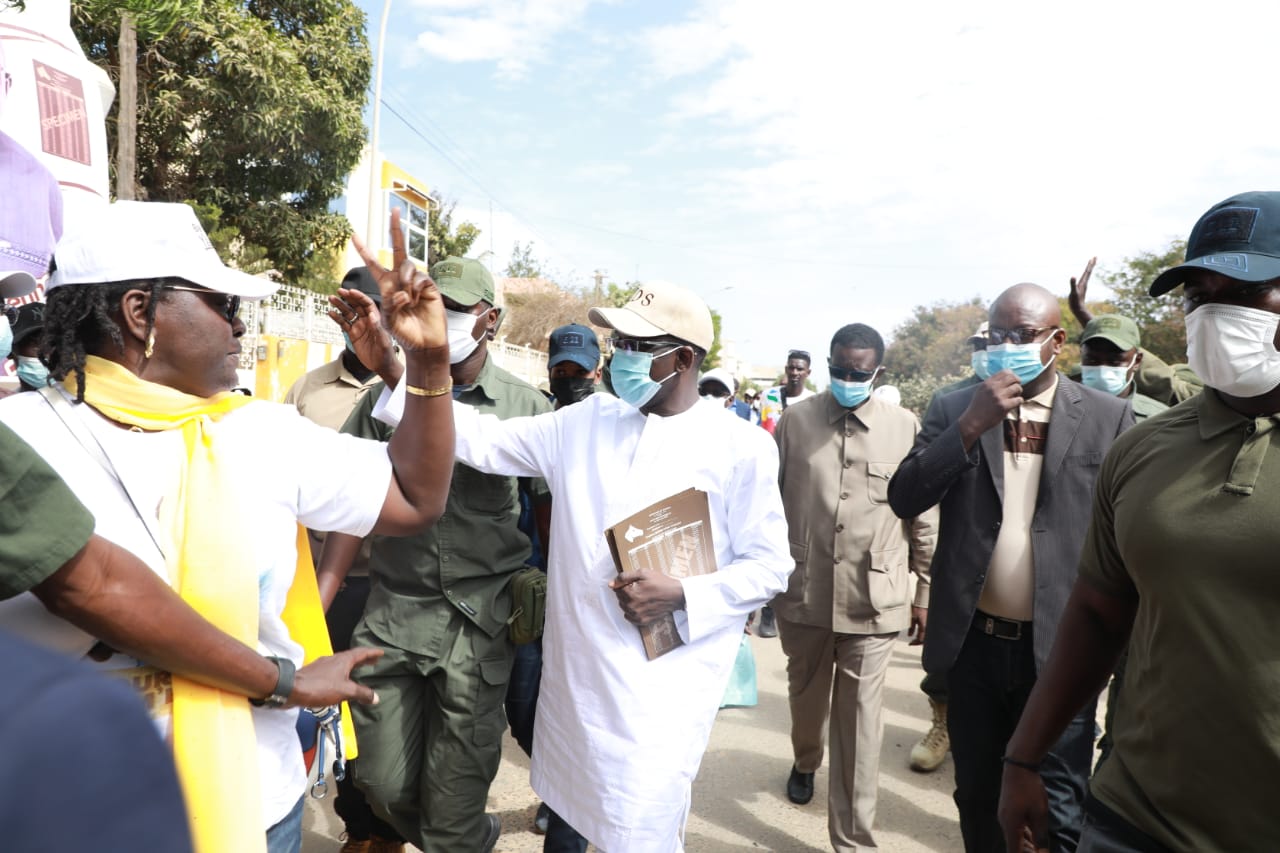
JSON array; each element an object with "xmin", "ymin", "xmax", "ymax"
[{"xmin": 239, "ymin": 285, "xmax": 548, "ymax": 386}]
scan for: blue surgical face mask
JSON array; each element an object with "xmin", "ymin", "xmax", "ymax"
[
  {"xmin": 0, "ymin": 315, "xmax": 11, "ymax": 361},
  {"xmin": 831, "ymin": 377, "xmax": 874, "ymax": 408},
  {"xmin": 1080, "ymin": 360, "xmax": 1135, "ymax": 396},
  {"xmin": 342, "ymin": 332, "xmax": 356, "ymax": 354},
  {"xmin": 16, "ymin": 355, "xmax": 48, "ymax": 389},
  {"xmin": 986, "ymin": 337, "xmax": 1055, "ymax": 385},
  {"xmin": 970, "ymin": 349, "xmax": 991, "ymax": 380},
  {"xmin": 609, "ymin": 347, "xmax": 679, "ymax": 409}
]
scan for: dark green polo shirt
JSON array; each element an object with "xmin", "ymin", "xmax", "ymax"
[
  {"xmin": 1129, "ymin": 392, "xmax": 1167, "ymax": 421},
  {"xmin": 340, "ymin": 356, "xmax": 552, "ymax": 651},
  {"xmin": 0, "ymin": 421, "xmax": 96, "ymax": 598},
  {"xmin": 1081, "ymin": 390, "xmax": 1280, "ymax": 851}
]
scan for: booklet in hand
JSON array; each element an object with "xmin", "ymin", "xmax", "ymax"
[{"xmin": 604, "ymin": 487, "xmax": 717, "ymax": 660}]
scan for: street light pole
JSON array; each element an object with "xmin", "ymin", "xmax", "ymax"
[{"xmin": 366, "ymin": 0, "xmax": 392, "ymax": 246}]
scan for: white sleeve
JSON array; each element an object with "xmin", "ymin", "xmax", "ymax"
[
  {"xmin": 288, "ymin": 411, "xmax": 392, "ymax": 537},
  {"xmin": 373, "ymin": 380, "xmax": 560, "ymax": 480},
  {"xmin": 678, "ymin": 429, "xmax": 793, "ymax": 643}
]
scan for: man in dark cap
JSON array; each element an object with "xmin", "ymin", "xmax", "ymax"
[
  {"xmin": 1000, "ymin": 192, "xmax": 1280, "ymax": 853},
  {"xmin": 546, "ymin": 323, "xmax": 601, "ymax": 409}
]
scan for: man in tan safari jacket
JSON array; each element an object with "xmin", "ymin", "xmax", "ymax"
[{"xmin": 771, "ymin": 322, "xmax": 937, "ymax": 853}]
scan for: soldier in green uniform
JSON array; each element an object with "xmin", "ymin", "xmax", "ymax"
[
  {"xmin": 1077, "ymin": 315, "xmax": 1169, "ymax": 421},
  {"xmin": 319, "ymin": 257, "xmax": 552, "ymax": 853}
]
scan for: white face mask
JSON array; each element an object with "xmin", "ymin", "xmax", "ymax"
[
  {"xmin": 445, "ymin": 307, "xmax": 486, "ymax": 364},
  {"xmin": 1186, "ymin": 303, "xmax": 1280, "ymax": 398}
]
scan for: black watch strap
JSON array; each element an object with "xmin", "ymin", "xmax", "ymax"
[{"xmin": 249, "ymin": 656, "xmax": 296, "ymax": 708}]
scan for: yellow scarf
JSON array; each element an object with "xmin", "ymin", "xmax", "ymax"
[{"xmin": 73, "ymin": 356, "xmax": 356, "ymax": 853}]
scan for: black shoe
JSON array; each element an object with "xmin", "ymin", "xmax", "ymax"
[
  {"xmin": 480, "ymin": 814, "xmax": 501, "ymax": 853},
  {"xmin": 786, "ymin": 765, "xmax": 814, "ymax": 804},
  {"xmin": 757, "ymin": 605, "xmax": 778, "ymax": 638},
  {"xmin": 534, "ymin": 802, "xmax": 550, "ymax": 834}
]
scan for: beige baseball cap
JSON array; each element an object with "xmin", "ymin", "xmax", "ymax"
[{"xmin": 588, "ymin": 280, "xmax": 714, "ymax": 351}]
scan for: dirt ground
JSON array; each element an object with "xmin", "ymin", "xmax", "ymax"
[{"xmin": 301, "ymin": 632, "xmax": 962, "ymax": 852}]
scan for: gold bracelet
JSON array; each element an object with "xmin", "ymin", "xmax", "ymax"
[{"xmin": 405, "ymin": 380, "xmax": 453, "ymax": 398}]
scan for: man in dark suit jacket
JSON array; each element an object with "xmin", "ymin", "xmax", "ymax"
[{"xmin": 888, "ymin": 284, "xmax": 1133, "ymax": 853}]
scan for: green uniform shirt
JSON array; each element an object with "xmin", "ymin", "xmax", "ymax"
[
  {"xmin": 0, "ymin": 422, "xmax": 96, "ymax": 599},
  {"xmin": 1080, "ymin": 390, "xmax": 1280, "ymax": 851},
  {"xmin": 1129, "ymin": 392, "xmax": 1167, "ymax": 421},
  {"xmin": 341, "ymin": 356, "xmax": 552, "ymax": 650}
]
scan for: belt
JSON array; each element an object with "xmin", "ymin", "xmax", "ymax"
[{"xmin": 972, "ymin": 609, "xmax": 1030, "ymax": 641}]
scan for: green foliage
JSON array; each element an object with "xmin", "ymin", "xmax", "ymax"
[
  {"xmin": 73, "ymin": 0, "xmax": 372, "ymax": 286},
  {"xmin": 603, "ymin": 281, "xmax": 636, "ymax": 307},
  {"xmin": 894, "ymin": 371, "xmax": 968, "ymax": 418},
  {"xmin": 428, "ymin": 199, "xmax": 480, "ymax": 266},
  {"xmin": 701, "ymin": 309, "xmax": 723, "ymax": 369},
  {"xmin": 505, "ymin": 241, "xmax": 544, "ymax": 278},
  {"xmin": 79, "ymin": 0, "xmax": 197, "ymax": 39},
  {"xmin": 1095, "ymin": 240, "xmax": 1188, "ymax": 364},
  {"xmin": 883, "ymin": 297, "xmax": 987, "ymax": 384}
]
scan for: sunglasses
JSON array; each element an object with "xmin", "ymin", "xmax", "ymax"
[
  {"xmin": 828, "ymin": 362, "xmax": 878, "ymax": 383},
  {"xmin": 609, "ymin": 336, "xmax": 687, "ymax": 355},
  {"xmin": 987, "ymin": 326, "xmax": 1056, "ymax": 346},
  {"xmin": 158, "ymin": 284, "xmax": 241, "ymax": 323}
]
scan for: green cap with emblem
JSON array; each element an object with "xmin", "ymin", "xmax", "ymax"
[
  {"xmin": 1081, "ymin": 314, "xmax": 1141, "ymax": 351},
  {"xmin": 430, "ymin": 256, "xmax": 494, "ymax": 306}
]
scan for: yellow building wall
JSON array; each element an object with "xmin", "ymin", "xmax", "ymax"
[
  {"xmin": 254, "ymin": 336, "xmax": 340, "ymax": 402},
  {"xmin": 377, "ymin": 160, "xmax": 433, "ymax": 272}
]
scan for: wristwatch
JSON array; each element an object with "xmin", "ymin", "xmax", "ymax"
[{"xmin": 249, "ymin": 656, "xmax": 296, "ymax": 708}]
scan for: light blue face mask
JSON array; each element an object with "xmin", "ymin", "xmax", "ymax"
[
  {"xmin": 16, "ymin": 355, "xmax": 49, "ymax": 389},
  {"xmin": 0, "ymin": 315, "xmax": 11, "ymax": 361},
  {"xmin": 342, "ymin": 332, "xmax": 356, "ymax": 354},
  {"xmin": 1080, "ymin": 360, "xmax": 1135, "ymax": 396},
  {"xmin": 970, "ymin": 349, "xmax": 991, "ymax": 380},
  {"xmin": 986, "ymin": 338, "xmax": 1055, "ymax": 385},
  {"xmin": 831, "ymin": 377, "xmax": 874, "ymax": 408},
  {"xmin": 609, "ymin": 347, "xmax": 679, "ymax": 409}
]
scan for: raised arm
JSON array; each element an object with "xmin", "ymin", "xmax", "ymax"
[{"xmin": 346, "ymin": 210, "xmax": 455, "ymax": 536}]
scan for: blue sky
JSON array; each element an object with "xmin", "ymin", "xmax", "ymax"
[{"xmin": 355, "ymin": 0, "xmax": 1280, "ymax": 379}]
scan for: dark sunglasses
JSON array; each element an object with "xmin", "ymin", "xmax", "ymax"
[
  {"xmin": 158, "ymin": 284, "xmax": 241, "ymax": 323},
  {"xmin": 827, "ymin": 361, "xmax": 878, "ymax": 383},
  {"xmin": 987, "ymin": 325, "xmax": 1056, "ymax": 346},
  {"xmin": 609, "ymin": 336, "xmax": 686, "ymax": 355}
]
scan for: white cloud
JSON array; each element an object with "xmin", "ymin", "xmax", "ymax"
[
  {"xmin": 631, "ymin": 0, "xmax": 1280, "ymax": 362},
  {"xmin": 411, "ymin": 0, "xmax": 597, "ymax": 79}
]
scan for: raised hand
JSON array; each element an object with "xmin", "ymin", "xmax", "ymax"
[
  {"xmin": 328, "ymin": 287, "xmax": 396, "ymax": 379},
  {"xmin": 350, "ymin": 208, "xmax": 447, "ymax": 354},
  {"xmin": 958, "ymin": 372, "xmax": 1023, "ymax": 450},
  {"xmin": 1068, "ymin": 257, "xmax": 1096, "ymax": 326}
]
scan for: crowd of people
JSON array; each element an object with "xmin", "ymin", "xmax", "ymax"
[{"xmin": 3, "ymin": 71, "xmax": 1279, "ymax": 851}]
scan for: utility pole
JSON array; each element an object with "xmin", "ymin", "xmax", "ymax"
[{"xmin": 592, "ymin": 269, "xmax": 605, "ymax": 304}]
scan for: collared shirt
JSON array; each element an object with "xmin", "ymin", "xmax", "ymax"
[
  {"xmin": 980, "ymin": 380, "xmax": 1057, "ymax": 620},
  {"xmin": 371, "ymin": 388, "xmax": 792, "ymax": 852},
  {"xmin": 284, "ymin": 356, "xmax": 382, "ymax": 575},
  {"xmin": 773, "ymin": 392, "xmax": 936, "ymax": 633},
  {"xmin": 1082, "ymin": 390, "xmax": 1280, "ymax": 851},
  {"xmin": 342, "ymin": 355, "xmax": 551, "ymax": 648},
  {"xmin": 1130, "ymin": 391, "xmax": 1168, "ymax": 421}
]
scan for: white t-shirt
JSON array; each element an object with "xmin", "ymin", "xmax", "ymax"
[{"xmin": 0, "ymin": 388, "xmax": 392, "ymax": 829}]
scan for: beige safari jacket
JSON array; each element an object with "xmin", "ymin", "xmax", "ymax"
[{"xmin": 772, "ymin": 391, "xmax": 937, "ymax": 634}]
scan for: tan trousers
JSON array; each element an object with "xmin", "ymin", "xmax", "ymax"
[{"xmin": 778, "ymin": 615, "xmax": 897, "ymax": 853}]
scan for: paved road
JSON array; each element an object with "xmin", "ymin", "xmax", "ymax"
[{"xmin": 302, "ymin": 633, "xmax": 961, "ymax": 852}]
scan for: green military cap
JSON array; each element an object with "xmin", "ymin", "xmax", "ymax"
[
  {"xmin": 430, "ymin": 256, "xmax": 495, "ymax": 306},
  {"xmin": 1081, "ymin": 314, "xmax": 1141, "ymax": 351}
]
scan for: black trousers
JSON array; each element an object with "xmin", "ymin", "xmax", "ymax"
[{"xmin": 947, "ymin": 626, "xmax": 1096, "ymax": 853}]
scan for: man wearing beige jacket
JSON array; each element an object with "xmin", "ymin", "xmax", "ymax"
[{"xmin": 773, "ymin": 322, "xmax": 938, "ymax": 852}]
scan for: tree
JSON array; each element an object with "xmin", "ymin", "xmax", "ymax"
[
  {"xmin": 73, "ymin": 0, "xmax": 372, "ymax": 285},
  {"xmin": 884, "ymin": 297, "xmax": 988, "ymax": 384},
  {"xmin": 704, "ymin": 309, "xmax": 722, "ymax": 370},
  {"xmin": 78, "ymin": 0, "xmax": 200, "ymax": 201},
  {"xmin": 505, "ymin": 241, "xmax": 545, "ymax": 279},
  {"xmin": 428, "ymin": 198, "xmax": 480, "ymax": 265},
  {"xmin": 1095, "ymin": 240, "xmax": 1188, "ymax": 364}
]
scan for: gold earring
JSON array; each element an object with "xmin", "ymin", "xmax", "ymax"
[{"xmin": 144, "ymin": 331, "xmax": 155, "ymax": 359}]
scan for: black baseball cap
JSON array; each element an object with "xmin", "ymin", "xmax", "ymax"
[
  {"xmin": 1150, "ymin": 192, "xmax": 1280, "ymax": 296},
  {"xmin": 548, "ymin": 323, "xmax": 601, "ymax": 371},
  {"xmin": 11, "ymin": 302, "xmax": 44, "ymax": 348},
  {"xmin": 341, "ymin": 266, "xmax": 382, "ymax": 306}
]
